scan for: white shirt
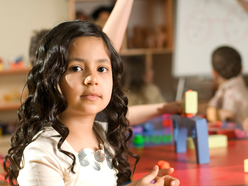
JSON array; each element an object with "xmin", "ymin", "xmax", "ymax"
[{"xmin": 17, "ymin": 123, "xmax": 118, "ymax": 186}]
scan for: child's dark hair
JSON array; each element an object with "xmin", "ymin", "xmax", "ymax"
[
  {"xmin": 212, "ymin": 46, "xmax": 242, "ymax": 79},
  {"xmin": 4, "ymin": 20, "xmax": 139, "ymax": 185},
  {"xmin": 91, "ymin": 5, "xmax": 114, "ymax": 20}
]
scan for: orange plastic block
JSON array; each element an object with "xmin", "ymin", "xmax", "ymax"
[{"xmin": 157, "ymin": 160, "xmax": 170, "ymax": 169}]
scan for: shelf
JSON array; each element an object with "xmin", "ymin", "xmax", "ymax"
[
  {"xmin": 0, "ymin": 102, "xmax": 21, "ymax": 111},
  {"xmin": 0, "ymin": 69, "xmax": 30, "ymax": 76},
  {"xmin": 119, "ymin": 48, "xmax": 173, "ymax": 56}
]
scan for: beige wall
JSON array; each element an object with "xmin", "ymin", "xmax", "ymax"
[
  {"xmin": 0, "ymin": 0, "xmax": 69, "ymax": 68},
  {"xmin": 0, "ymin": 0, "xmax": 69, "ymax": 123}
]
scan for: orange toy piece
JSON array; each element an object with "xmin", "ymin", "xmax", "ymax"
[{"xmin": 157, "ymin": 160, "xmax": 170, "ymax": 169}]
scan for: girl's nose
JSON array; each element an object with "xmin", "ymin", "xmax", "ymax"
[{"xmin": 84, "ymin": 74, "xmax": 98, "ymax": 85}]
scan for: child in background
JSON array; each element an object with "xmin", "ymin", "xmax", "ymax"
[
  {"xmin": 91, "ymin": 5, "xmax": 113, "ymax": 29},
  {"xmin": 122, "ymin": 56, "xmax": 165, "ymax": 106},
  {"xmin": 207, "ymin": 46, "xmax": 248, "ymax": 129},
  {"xmin": 4, "ymin": 19, "xmax": 180, "ymax": 186}
]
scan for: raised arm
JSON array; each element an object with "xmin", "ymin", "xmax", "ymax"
[
  {"xmin": 103, "ymin": 0, "xmax": 134, "ymax": 52},
  {"xmin": 127, "ymin": 102, "xmax": 182, "ymax": 126}
]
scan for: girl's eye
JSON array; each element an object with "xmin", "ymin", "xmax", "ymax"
[
  {"xmin": 70, "ymin": 66, "xmax": 82, "ymax": 72},
  {"xmin": 98, "ymin": 67, "xmax": 108, "ymax": 73}
]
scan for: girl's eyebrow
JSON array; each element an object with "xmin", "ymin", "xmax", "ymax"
[{"xmin": 69, "ymin": 57, "xmax": 111, "ymax": 63}]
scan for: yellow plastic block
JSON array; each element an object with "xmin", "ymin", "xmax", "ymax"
[
  {"xmin": 183, "ymin": 90, "xmax": 198, "ymax": 114},
  {"xmin": 187, "ymin": 134, "xmax": 228, "ymax": 149},
  {"xmin": 245, "ymin": 159, "xmax": 248, "ymax": 173},
  {"xmin": 187, "ymin": 137, "xmax": 195, "ymax": 149}
]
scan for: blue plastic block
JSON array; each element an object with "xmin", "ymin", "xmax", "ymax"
[
  {"xmin": 143, "ymin": 122, "xmax": 155, "ymax": 132},
  {"xmin": 172, "ymin": 115, "xmax": 209, "ymax": 164},
  {"xmin": 174, "ymin": 127, "xmax": 187, "ymax": 153}
]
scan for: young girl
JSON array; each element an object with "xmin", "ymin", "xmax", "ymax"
[
  {"xmin": 28, "ymin": 0, "xmax": 181, "ymax": 127},
  {"xmin": 4, "ymin": 19, "xmax": 180, "ymax": 186}
]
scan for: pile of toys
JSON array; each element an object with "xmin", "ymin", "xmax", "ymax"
[{"xmin": 131, "ymin": 114, "xmax": 173, "ymax": 148}]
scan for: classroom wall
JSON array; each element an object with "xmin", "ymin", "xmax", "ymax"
[
  {"xmin": 0, "ymin": 0, "xmax": 68, "ymax": 124},
  {"xmin": 0, "ymin": 0, "xmax": 69, "ymax": 68}
]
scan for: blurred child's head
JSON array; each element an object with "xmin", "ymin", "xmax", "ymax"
[
  {"xmin": 122, "ymin": 55, "xmax": 154, "ymax": 92},
  {"xmin": 211, "ymin": 46, "xmax": 242, "ymax": 83},
  {"xmin": 91, "ymin": 5, "xmax": 113, "ymax": 28},
  {"xmin": 29, "ymin": 29, "xmax": 50, "ymax": 66}
]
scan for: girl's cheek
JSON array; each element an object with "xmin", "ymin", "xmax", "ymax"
[{"xmin": 65, "ymin": 74, "xmax": 80, "ymax": 89}]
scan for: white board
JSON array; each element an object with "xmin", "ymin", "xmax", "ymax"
[{"xmin": 173, "ymin": 0, "xmax": 248, "ymax": 77}]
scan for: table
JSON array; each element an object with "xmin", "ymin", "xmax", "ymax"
[{"xmin": 129, "ymin": 139, "xmax": 248, "ymax": 186}]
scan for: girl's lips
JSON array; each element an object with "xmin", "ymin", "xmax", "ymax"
[{"xmin": 81, "ymin": 93, "xmax": 101, "ymax": 100}]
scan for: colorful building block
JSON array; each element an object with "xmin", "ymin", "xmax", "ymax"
[
  {"xmin": 187, "ymin": 134, "xmax": 227, "ymax": 149},
  {"xmin": 131, "ymin": 115, "xmax": 173, "ymax": 147},
  {"xmin": 244, "ymin": 159, "xmax": 248, "ymax": 173},
  {"xmin": 132, "ymin": 129, "xmax": 173, "ymax": 147},
  {"xmin": 162, "ymin": 114, "xmax": 173, "ymax": 127},
  {"xmin": 172, "ymin": 115, "xmax": 209, "ymax": 164},
  {"xmin": 182, "ymin": 90, "xmax": 198, "ymax": 114},
  {"xmin": 216, "ymin": 129, "xmax": 236, "ymax": 139},
  {"xmin": 208, "ymin": 121, "xmax": 247, "ymax": 139}
]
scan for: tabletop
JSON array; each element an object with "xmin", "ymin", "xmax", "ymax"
[{"xmin": 129, "ymin": 139, "xmax": 248, "ymax": 186}]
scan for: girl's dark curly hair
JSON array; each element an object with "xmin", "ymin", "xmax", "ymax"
[{"xmin": 4, "ymin": 20, "xmax": 139, "ymax": 186}]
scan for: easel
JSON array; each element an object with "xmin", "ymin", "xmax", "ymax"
[{"xmin": 175, "ymin": 77, "xmax": 185, "ymax": 101}]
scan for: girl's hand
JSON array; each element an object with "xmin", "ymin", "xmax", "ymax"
[
  {"xmin": 135, "ymin": 165, "xmax": 164, "ymax": 186},
  {"xmin": 157, "ymin": 168, "xmax": 180, "ymax": 186}
]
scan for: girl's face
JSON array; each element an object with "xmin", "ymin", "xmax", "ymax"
[{"xmin": 59, "ymin": 36, "xmax": 113, "ymax": 116}]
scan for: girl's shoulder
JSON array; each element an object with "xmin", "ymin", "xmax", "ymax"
[
  {"xmin": 31, "ymin": 126, "xmax": 61, "ymax": 146},
  {"xmin": 23, "ymin": 127, "xmax": 74, "ymax": 162}
]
